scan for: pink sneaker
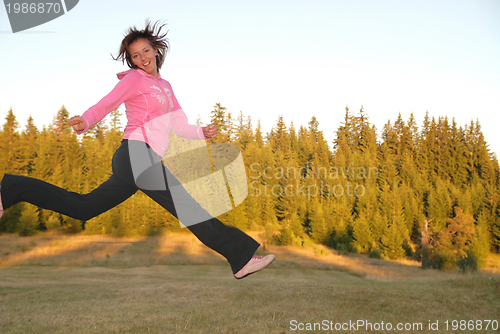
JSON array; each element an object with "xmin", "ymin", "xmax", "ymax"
[{"xmin": 234, "ymin": 254, "xmax": 276, "ymax": 279}]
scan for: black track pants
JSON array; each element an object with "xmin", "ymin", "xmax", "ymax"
[{"xmin": 1, "ymin": 140, "xmax": 259, "ymax": 274}]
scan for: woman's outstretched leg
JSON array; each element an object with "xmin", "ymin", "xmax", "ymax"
[{"xmin": 0, "ymin": 173, "xmax": 137, "ymax": 221}]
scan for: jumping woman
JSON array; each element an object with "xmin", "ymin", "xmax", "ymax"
[{"xmin": 0, "ymin": 20, "xmax": 275, "ymax": 279}]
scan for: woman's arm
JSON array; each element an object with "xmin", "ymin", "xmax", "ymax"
[
  {"xmin": 170, "ymin": 108, "xmax": 207, "ymax": 140},
  {"xmin": 70, "ymin": 72, "xmax": 140, "ymax": 134},
  {"xmin": 168, "ymin": 81, "xmax": 216, "ymax": 140},
  {"xmin": 170, "ymin": 108, "xmax": 217, "ymax": 140}
]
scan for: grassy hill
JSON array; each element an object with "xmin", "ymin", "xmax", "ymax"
[{"xmin": 0, "ymin": 232, "xmax": 499, "ymax": 333}]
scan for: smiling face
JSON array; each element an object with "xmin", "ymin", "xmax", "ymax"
[{"xmin": 129, "ymin": 38, "xmax": 158, "ymax": 78}]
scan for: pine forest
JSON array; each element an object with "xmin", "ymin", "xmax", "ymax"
[{"xmin": 1, "ymin": 104, "xmax": 499, "ymax": 270}]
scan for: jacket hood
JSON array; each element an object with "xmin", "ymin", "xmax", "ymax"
[
  {"xmin": 117, "ymin": 68, "xmax": 161, "ymax": 80},
  {"xmin": 116, "ymin": 69, "xmax": 137, "ymax": 80}
]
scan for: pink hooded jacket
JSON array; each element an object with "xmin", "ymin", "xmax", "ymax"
[{"xmin": 76, "ymin": 68, "xmax": 206, "ymax": 155}]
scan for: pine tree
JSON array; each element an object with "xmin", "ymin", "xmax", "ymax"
[
  {"xmin": 210, "ymin": 103, "xmax": 230, "ymax": 143},
  {"xmin": 254, "ymin": 119, "xmax": 264, "ymax": 147},
  {"xmin": 245, "ymin": 188, "xmax": 262, "ymax": 229},
  {"xmin": 470, "ymin": 120, "xmax": 491, "ymax": 182},
  {"xmin": 289, "ymin": 121, "xmax": 298, "ymax": 155},
  {"xmin": 352, "ymin": 178, "xmax": 378, "ymax": 252},
  {"xmin": 20, "ymin": 116, "xmax": 38, "ymax": 176},
  {"xmin": 352, "ymin": 212, "xmax": 373, "ymax": 253},
  {"xmin": 380, "ymin": 190, "xmax": 408, "ymax": 259},
  {"xmin": 268, "ymin": 115, "xmax": 290, "ymax": 154},
  {"xmin": 16, "ymin": 203, "xmax": 40, "ymax": 236},
  {"xmin": 1, "ymin": 109, "xmax": 22, "ymax": 174},
  {"xmin": 109, "ymin": 107, "xmax": 123, "ymax": 132},
  {"xmin": 333, "ymin": 105, "xmax": 353, "ymax": 161},
  {"xmin": 53, "ymin": 105, "xmax": 72, "ymax": 139},
  {"xmin": 329, "ymin": 195, "xmax": 353, "ymax": 250},
  {"xmin": 235, "ymin": 111, "xmax": 251, "ymax": 149},
  {"xmin": 448, "ymin": 118, "xmax": 468, "ymax": 185},
  {"xmin": 307, "ymin": 197, "xmax": 328, "ymax": 243},
  {"xmin": 469, "ymin": 212, "xmax": 491, "ymax": 268},
  {"xmin": 308, "ymin": 116, "xmax": 320, "ymax": 143}
]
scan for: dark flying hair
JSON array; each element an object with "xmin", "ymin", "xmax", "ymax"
[{"xmin": 112, "ymin": 20, "xmax": 169, "ymax": 71}]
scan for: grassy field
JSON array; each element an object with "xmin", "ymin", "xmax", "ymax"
[{"xmin": 0, "ymin": 232, "xmax": 499, "ymax": 333}]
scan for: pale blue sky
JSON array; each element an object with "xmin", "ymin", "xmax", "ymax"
[{"xmin": 1, "ymin": 0, "xmax": 499, "ymax": 155}]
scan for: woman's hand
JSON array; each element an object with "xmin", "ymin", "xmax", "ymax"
[
  {"xmin": 203, "ymin": 124, "xmax": 217, "ymax": 139},
  {"xmin": 68, "ymin": 116, "xmax": 87, "ymax": 132}
]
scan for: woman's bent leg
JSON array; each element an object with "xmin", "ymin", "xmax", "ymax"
[
  {"xmin": 118, "ymin": 139, "xmax": 260, "ymax": 274},
  {"xmin": 0, "ymin": 173, "xmax": 137, "ymax": 221},
  {"xmin": 144, "ymin": 184, "xmax": 260, "ymax": 274}
]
